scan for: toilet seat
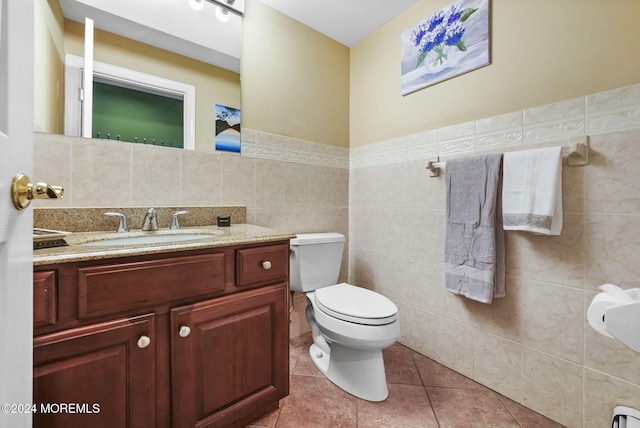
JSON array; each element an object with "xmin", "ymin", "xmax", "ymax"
[{"xmin": 314, "ymin": 283, "xmax": 398, "ymax": 326}]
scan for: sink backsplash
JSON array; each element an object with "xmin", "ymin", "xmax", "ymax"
[{"xmin": 34, "ymin": 206, "xmax": 246, "ymax": 233}]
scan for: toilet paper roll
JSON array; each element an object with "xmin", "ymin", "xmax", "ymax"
[{"xmin": 587, "ymin": 292, "xmax": 618, "ymax": 339}]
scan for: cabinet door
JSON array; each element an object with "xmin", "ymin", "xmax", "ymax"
[
  {"xmin": 171, "ymin": 283, "xmax": 289, "ymax": 428},
  {"xmin": 33, "ymin": 270, "xmax": 57, "ymax": 328},
  {"xmin": 33, "ymin": 314, "xmax": 155, "ymax": 428}
]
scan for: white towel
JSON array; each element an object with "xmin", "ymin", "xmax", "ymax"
[{"xmin": 502, "ymin": 146, "xmax": 563, "ymax": 235}]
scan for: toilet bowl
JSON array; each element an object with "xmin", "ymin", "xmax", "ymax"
[{"xmin": 290, "ymin": 233, "xmax": 400, "ymax": 402}]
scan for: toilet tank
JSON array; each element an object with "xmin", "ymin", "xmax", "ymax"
[{"xmin": 289, "ymin": 233, "xmax": 345, "ymax": 292}]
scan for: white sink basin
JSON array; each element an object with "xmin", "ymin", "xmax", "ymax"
[{"xmin": 84, "ymin": 232, "xmax": 221, "ymax": 247}]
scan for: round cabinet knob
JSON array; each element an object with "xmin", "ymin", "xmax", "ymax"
[
  {"xmin": 179, "ymin": 325, "xmax": 191, "ymax": 338},
  {"xmin": 261, "ymin": 260, "xmax": 272, "ymax": 270},
  {"xmin": 137, "ymin": 335, "xmax": 151, "ymax": 349}
]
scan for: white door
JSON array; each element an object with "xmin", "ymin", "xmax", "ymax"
[{"xmin": 0, "ymin": 0, "xmax": 35, "ymax": 426}]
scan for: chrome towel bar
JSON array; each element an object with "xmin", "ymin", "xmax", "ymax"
[{"xmin": 426, "ymin": 136, "xmax": 589, "ymax": 177}]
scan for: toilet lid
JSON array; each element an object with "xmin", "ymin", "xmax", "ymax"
[{"xmin": 314, "ymin": 283, "xmax": 398, "ymax": 326}]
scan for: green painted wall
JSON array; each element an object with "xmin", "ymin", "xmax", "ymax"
[{"xmin": 92, "ymin": 82, "xmax": 184, "ymax": 148}]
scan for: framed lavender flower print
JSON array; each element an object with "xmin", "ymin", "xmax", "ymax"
[{"xmin": 401, "ymin": 0, "xmax": 490, "ymax": 95}]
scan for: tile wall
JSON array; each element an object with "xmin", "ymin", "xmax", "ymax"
[{"xmin": 349, "ymin": 83, "xmax": 640, "ymax": 427}]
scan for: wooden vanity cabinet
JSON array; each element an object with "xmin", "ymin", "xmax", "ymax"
[{"xmin": 33, "ymin": 241, "xmax": 290, "ymax": 428}]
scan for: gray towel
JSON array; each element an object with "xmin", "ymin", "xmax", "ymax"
[{"xmin": 444, "ymin": 154, "xmax": 505, "ymax": 304}]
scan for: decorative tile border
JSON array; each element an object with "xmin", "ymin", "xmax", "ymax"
[
  {"xmin": 241, "ymin": 128, "xmax": 350, "ymax": 169},
  {"xmin": 350, "ymin": 82, "xmax": 640, "ymax": 169},
  {"xmin": 587, "ymin": 84, "xmax": 640, "ymax": 135},
  {"xmin": 523, "ymin": 97, "xmax": 585, "ymax": 146}
]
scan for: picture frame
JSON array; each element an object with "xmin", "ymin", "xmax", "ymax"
[
  {"xmin": 215, "ymin": 104, "xmax": 241, "ymax": 152},
  {"xmin": 401, "ymin": 0, "xmax": 491, "ymax": 95}
]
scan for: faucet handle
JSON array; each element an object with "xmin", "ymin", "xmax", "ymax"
[
  {"xmin": 141, "ymin": 208, "xmax": 159, "ymax": 231},
  {"xmin": 170, "ymin": 210, "xmax": 189, "ymax": 230},
  {"xmin": 104, "ymin": 212, "xmax": 129, "ymax": 232}
]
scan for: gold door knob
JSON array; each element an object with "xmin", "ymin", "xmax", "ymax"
[{"xmin": 11, "ymin": 173, "xmax": 64, "ymax": 210}]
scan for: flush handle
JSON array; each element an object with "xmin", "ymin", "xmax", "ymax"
[{"xmin": 11, "ymin": 173, "xmax": 64, "ymax": 210}]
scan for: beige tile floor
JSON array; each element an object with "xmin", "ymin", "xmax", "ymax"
[{"xmin": 248, "ymin": 333, "xmax": 566, "ymax": 428}]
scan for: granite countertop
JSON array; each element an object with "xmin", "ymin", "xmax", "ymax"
[{"xmin": 33, "ymin": 224, "xmax": 296, "ymax": 266}]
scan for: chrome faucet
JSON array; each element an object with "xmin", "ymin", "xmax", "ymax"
[
  {"xmin": 170, "ymin": 210, "xmax": 189, "ymax": 230},
  {"xmin": 104, "ymin": 212, "xmax": 129, "ymax": 232},
  {"xmin": 141, "ymin": 208, "xmax": 159, "ymax": 231}
]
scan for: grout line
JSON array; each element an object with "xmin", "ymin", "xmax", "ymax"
[
  {"xmin": 496, "ymin": 393, "xmax": 525, "ymax": 428},
  {"xmin": 408, "ymin": 348, "xmax": 441, "ymax": 427}
]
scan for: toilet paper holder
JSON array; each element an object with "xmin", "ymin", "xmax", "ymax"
[
  {"xmin": 588, "ymin": 284, "xmax": 640, "ymax": 353},
  {"xmin": 604, "ymin": 299, "xmax": 640, "ymax": 353}
]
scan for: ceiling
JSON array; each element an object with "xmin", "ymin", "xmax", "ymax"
[{"xmin": 258, "ymin": 0, "xmax": 422, "ymax": 47}]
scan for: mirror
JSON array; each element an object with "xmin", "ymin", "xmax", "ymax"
[{"xmin": 34, "ymin": 0, "xmax": 242, "ymax": 152}]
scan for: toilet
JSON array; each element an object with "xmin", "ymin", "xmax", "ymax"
[{"xmin": 289, "ymin": 232, "xmax": 400, "ymax": 402}]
